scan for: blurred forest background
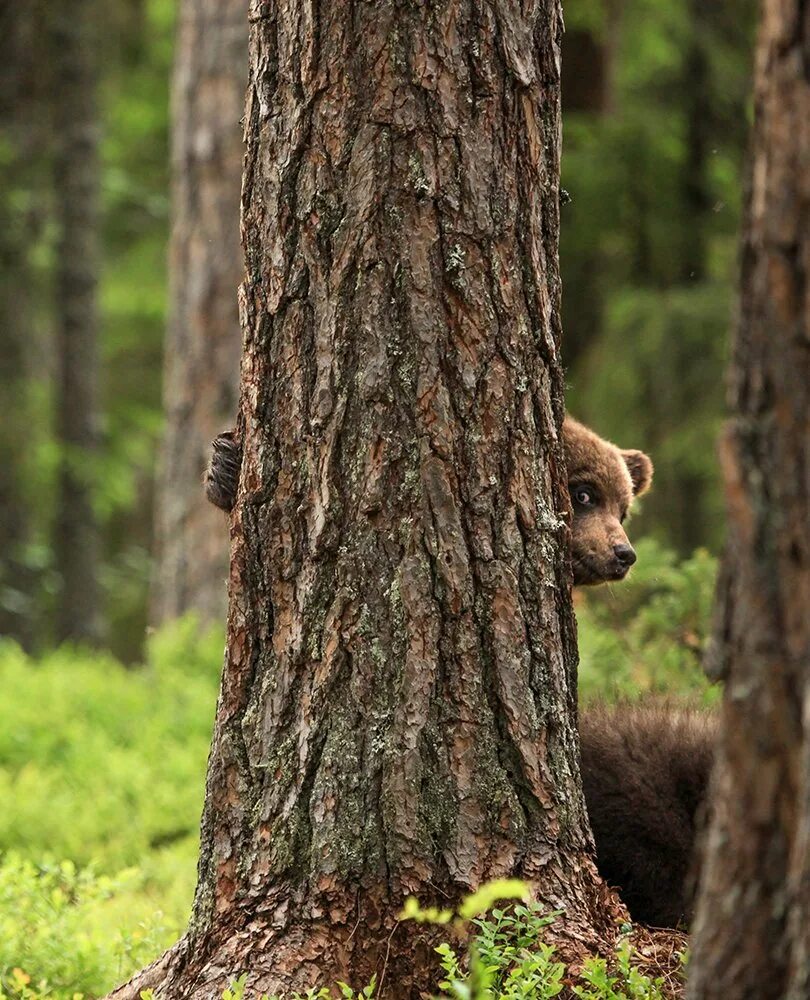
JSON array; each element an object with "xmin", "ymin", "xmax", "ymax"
[
  {"xmin": 0, "ymin": 0, "xmax": 755, "ymax": 660},
  {"xmin": 0, "ymin": 0, "xmax": 755, "ymax": 995}
]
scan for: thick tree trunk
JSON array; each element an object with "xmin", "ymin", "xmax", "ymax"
[
  {"xmin": 686, "ymin": 3, "xmax": 810, "ymax": 998},
  {"xmin": 112, "ymin": 0, "xmax": 610, "ymax": 995},
  {"xmin": 150, "ymin": 0, "xmax": 246, "ymax": 629},
  {"xmin": 52, "ymin": 0, "xmax": 102, "ymax": 644}
]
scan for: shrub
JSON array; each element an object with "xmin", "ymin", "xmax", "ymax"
[
  {"xmin": 0, "ymin": 855, "xmax": 174, "ymax": 999},
  {"xmin": 576, "ymin": 539, "xmax": 718, "ymax": 703}
]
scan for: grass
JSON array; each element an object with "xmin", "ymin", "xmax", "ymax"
[{"xmin": 0, "ymin": 544, "xmax": 715, "ymax": 998}]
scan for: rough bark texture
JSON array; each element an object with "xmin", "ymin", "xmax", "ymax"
[
  {"xmin": 150, "ymin": 0, "xmax": 247, "ymax": 628},
  {"xmin": 686, "ymin": 3, "xmax": 810, "ymax": 998},
  {"xmin": 112, "ymin": 0, "xmax": 610, "ymax": 995},
  {"xmin": 52, "ymin": 0, "xmax": 102, "ymax": 644}
]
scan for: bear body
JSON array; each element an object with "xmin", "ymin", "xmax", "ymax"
[{"xmin": 580, "ymin": 703, "xmax": 716, "ymax": 928}]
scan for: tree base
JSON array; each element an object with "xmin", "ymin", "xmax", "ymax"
[{"xmin": 106, "ymin": 879, "xmax": 628, "ymax": 1000}]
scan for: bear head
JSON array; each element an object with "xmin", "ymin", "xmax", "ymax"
[{"xmin": 563, "ymin": 417, "xmax": 653, "ymax": 585}]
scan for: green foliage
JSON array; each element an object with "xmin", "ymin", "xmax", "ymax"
[
  {"xmin": 0, "ymin": 619, "xmax": 222, "ymax": 871},
  {"xmin": 0, "ymin": 855, "xmax": 173, "ymax": 1000},
  {"xmin": 401, "ymin": 887, "xmax": 678, "ymax": 1000},
  {"xmin": 434, "ymin": 903, "xmax": 565, "ymax": 999},
  {"xmin": 574, "ymin": 942, "xmax": 666, "ymax": 1000},
  {"xmin": 0, "ymin": 618, "xmax": 223, "ymax": 999},
  {"xmin": 577, "ymin": 538, "xmax": 718, "ymax": 702}
]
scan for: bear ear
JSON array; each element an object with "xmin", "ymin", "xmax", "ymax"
[{"xmin": 621, "ymin": 449, "xmax": 653, "ymax": 497}]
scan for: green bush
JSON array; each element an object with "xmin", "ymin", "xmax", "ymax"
[
  {"xmin": 0, "ymin": 618, "xmax": 222, "ymax": 871},
  {"xmin": 0, "ymin": 617, "xmax": 223, "ymax": 999},
  {"xmin": 402, "ymin": 884, "xmax": 672, "ymax": 1000},
  {"xmin": 576, "ymin": 538, "xmax": 718, "ymax": 703},
  {"xmin": 0, "ymin": 856, "xmax": 173, "ymax": 999}
]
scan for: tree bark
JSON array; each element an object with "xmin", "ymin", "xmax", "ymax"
[
  {"xmin": 52, "ymin": 0, "xmax": 103, "ymax": 645},
  {"xmin": 150, "ymin": 0, "xmax": 247, "ymax": 629},
  {"xmin": 686, "ymin": 3, "xmax": 810, "ymax": 998},
  {"xmin": 112, "ymin": 0, "xmax": 610, "ymax": 994}
]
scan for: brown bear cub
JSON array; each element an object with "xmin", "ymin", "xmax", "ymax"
[
  {"xmin": 204, "ymin": 418, "xmax": 712, "ymax": 929},
  {"xmin": 205, "ymin": 417, "xmax": 654, "ymax": 587}
]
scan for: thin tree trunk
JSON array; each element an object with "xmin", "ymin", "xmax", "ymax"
[
  {"xmin": 110, "ymin": 0, "xmax": 611, "ymax": 995},
  {"xmin": 559, "ymin": 0, "xmax": 622, "ymax": 372},
  {"xmin": 686, "ymin": 3, "xmax": 810, "ymax": 997},
  {"xmin": 150, "ymin": 0, "xmax": 247, "ymax": 629},
  {"xmin": 0, "ymin": 1, "xmax": 46, "ymax": 648},
  {"xmin": 679, "ymin": 0, "xmax": 711, "ymax": 285},
  {"xmin": 52, "ymin": 0, "xmax": 102, "ymax": 644}
]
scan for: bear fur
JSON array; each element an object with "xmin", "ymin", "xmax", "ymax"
[
  {"xmin": 564, "ymin": 417, "xmax": 653, "ymax": 585},
  {"xmin": 205, "ymin": 416, "xmax": 654, "ymax": 586},
  {"xmin": 579, "ymin": 702, "xmax": 716, "ymax": 928}
]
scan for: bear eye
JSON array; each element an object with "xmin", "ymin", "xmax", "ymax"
[{"xmin": 572, "ymin": 485, "xmax": 597, "ymax": 507}]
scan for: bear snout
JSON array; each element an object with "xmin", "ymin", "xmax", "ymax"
[{"xmin": 613, "ymin": 543, "xmax": 637, "ymax": 568}]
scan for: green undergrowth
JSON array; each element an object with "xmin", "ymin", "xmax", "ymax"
[
  {"xmin": 0, "ymin": 543, "xmax": 711, "ymax": 998},
  {"xmin": 0, "ymin": 617, "xmax": 223, "ymax": 999},
  {"xmin": 576, "ymin": 538, "xmax": 718, "ymax": 704},
  {"xmin": 188, "ymin": 882, "xmax": 678, "ymax": 1000}
]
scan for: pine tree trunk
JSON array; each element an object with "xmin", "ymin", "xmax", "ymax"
[
  {"xmin": 110, "ymin": 0, "xmax": 609, "ymax": 994},
  {"xmin": 150, "ymin": 0, "xmax": 247, "ymax": 629},
  {"xmin": 686, "ymin": 3, "xmax": 810, "ymax": 998},
  {"xmin": 52, "ymin": 0, "xmax": 102, "ymax": 644}
]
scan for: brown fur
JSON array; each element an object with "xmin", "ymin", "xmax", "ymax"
[
  {"xmin": 580, "ymin": 703, "xmax": 717, "ymax": 928},
  {"xmin": 204, "ymin": 431, "xmax": 241, "ymax": 512},
  {"xmin": 563, "ymin": 417, "xmax": 653, "ymax": 585}
]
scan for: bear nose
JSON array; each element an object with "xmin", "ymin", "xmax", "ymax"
[{"xmin": 613, "ymin": 543, "xmax": 637, "ymax": 567}]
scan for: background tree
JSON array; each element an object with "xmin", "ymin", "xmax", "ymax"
[
  {"xmin": 686, "ymin": 2, "xmax": 810, "ymax": 997},
  {"xmin": 559, "ymin": 0, "xmax": 621, "ymax": 371},
  {"xmin": 0, "ymin": 1, "xmax": 50, "ymax": 648},
  {"xmin": 149, "ymin": 0, "xmax": 246, "ymax": 629},
  {"xmin": 51, "ymin": 0, "xmax": 103, "ymax": 644},
  {"xmin": 0, "ymin": 0, "xmax": 759, "ymax": 660},
  {"xmin": 110, "ymin": 0, "xmax": 613, "ymax": 995}
]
